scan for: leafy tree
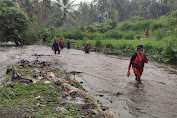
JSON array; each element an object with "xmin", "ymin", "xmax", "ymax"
[{"xmin": 0, "ymin": 0, "xmax": 29, "ymax": 45}]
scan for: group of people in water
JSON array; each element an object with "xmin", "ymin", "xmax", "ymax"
[
  {"xmin": 51, "ymin": 37, "xmax": 90, "ymax": 54},
  {"xmin": 51, "ymin": 36, "xmax": 148, "ymax": 84}
]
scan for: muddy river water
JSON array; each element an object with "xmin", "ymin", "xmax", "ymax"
[{"xmin": 0, "ymin": 45, "xmax": 177, "ymax": 118}]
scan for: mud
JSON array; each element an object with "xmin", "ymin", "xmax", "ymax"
[{"xmin": 0, "ymin": 45, "xmax": 177, "ymax": 118}]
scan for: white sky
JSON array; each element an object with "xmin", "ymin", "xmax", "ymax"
[
  {"xmin": 74, "ymin": 0, "xmax": 93, "ymax": 4},
  {"xmin": 52, "ymin": 0, "xmax": 93, "ymax": 4}
]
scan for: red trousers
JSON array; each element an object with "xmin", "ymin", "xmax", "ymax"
[{"xmin": 133, "ymin": 67, "xmax": 143, "ymax": 81}]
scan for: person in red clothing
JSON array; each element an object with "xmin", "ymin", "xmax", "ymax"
[
  {"xmin": 127, "ymin": 45, "xmax": 148, "ymax": 84},
  {"xmin": 59, "ymin": 38, "xmax": 64, "ymax": 49},
  {"xmin": 84, "ymin": 42, "xmax": 90, "ymax": 53},
  {"xmin": 145, "ymin": 28, "xmax": 149, "ymax": 37}
]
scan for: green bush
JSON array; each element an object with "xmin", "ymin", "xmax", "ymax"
[
  {"xmin": 62, "ymin": 30, "xmax": 84, "ymax": 40},
  {"xmin": 155, "ymin": 28, "xmax": 166, "ymax": 41},
  {"xmin": 24, "ymin": 21, "xmax": 40, "ymax": 44},
  {"xmin": 150, "ymin": 20, "xmax": 166, "ymax": 33},
  {"xmin": 161, "ymin": 36, "xmax": 177, "ymax": 63},
  {"xmin": 105, "ymin": 30, "xmax": 124, "ymax": 39},
  {"xmin": 124, "ymin": 31, "xmax": 134, "ymax": 40},
  {"xmin": 105, "ymin": 42, "xmax": 114, "ymax": 49},
  {"xmin": 0, "ymin": 0, "xmax": 29, "ymax": 45},
  {"xmin": 119, "ymin": 21, "xmax": 132, "ymax": 31}
]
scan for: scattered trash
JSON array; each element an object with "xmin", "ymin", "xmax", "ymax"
[
  {"xmin": 76, "ymin": 101, "xmax": 82, "ymax": 104},
  {"xmin": 108, "ymin": 110, "xmax": 118, "ymax": 117},
  {"xmin": 50, "ymin": 72, "xmax": 55, "ymax": 78},
  {"xmin": 34, "ymin": 68, "xmax": 40, "ymax": 73},
  {"xmin": 38, "ymin": 76, "xmax": 42, "ymax": 80},
  {"xmin": 56, "ymin": 107, "xmax": 66, "ymax": 112},
  {"xmin": 1, "ymin": 59, "xmax": 110, "ymax": 117},
  {"xmin": 35, "ymin": 96, "xmax": 41, "ymax": 100},
  {"xmin": 44, "ymin": 81, "xmax": 51, "ymax": 84}
]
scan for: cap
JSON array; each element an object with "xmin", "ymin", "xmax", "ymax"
[{"xmin": 137, "ymin": 45, "xmax": 143, "ymax": 50}]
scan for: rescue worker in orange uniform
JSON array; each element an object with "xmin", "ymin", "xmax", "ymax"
[
  {"xmin": 145, "ymin": 28, "xmax": 149, "ymax": 37},
  {"xmin": 66, "ymin": 39, "xmax": 70, "ymax": 49},
  {"xmin": 84, "ymin": 42, "xmax": 90, "ymax": 53},
  {"xmin": 127, "ymin": 45, "xmax": 148, "ymax": 83},
  {"xmin": 59, "ymin": 38, "xmax": 64, "ymax": 49}
]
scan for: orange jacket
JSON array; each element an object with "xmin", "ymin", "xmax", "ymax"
[
  {"xmin": 145, "ymin": 29, "xmax": 148, "ymax": 34},
  {"xmin": 59, "ymin": 40, "xmax": 64, "ymax": 46},
  {"xmin": 128, "ymin": 53, "xmax": 148, "ymax": 70}
]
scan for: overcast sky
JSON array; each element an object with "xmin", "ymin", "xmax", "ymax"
[{"xmin": 74, "ymin": 0, "xmax": 93, "ymax": 4}]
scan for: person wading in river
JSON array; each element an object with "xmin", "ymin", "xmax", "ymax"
[
  {"xmin": 52, "ymin": 37, "xmax": 60, "ymax": 54},
  {"xmin": 84, "ymin": 42, "xmax": 90, "ymax": 53},
  {"xmin": 59, "ymin": 38, "xmax": 64, "ymax": 49},
  {"xmin": 127, "ymin": 45, "xmax": 148, "ymax": 84},
  {"xmin": 66, "ymin": 39, "xmax": 70, "ymax": 49}
]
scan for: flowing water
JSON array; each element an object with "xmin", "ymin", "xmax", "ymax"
[{"xmin": 0, "ymin": 45, "xmax": 177, "ymax": 118}]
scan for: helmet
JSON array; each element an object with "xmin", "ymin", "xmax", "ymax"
[
  {"xmin": 67, "ymin": 39, "xmax": 69, "ymax": 41},
  {"xmin": 86, "ymin": 42, "xmax": 89, "ymax": 44}
]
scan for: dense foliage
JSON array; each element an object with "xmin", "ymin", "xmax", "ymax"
[
  {"xmin": 0, "ymin": 0, "xmax": 177, "ymax": 63},
  {"xmin": 0, "ymin": 0, "xmax": 29, "ymax": 45},
  {"xmin": 43, "ymin": 10, "xmax": 177, "ymax": 64}
]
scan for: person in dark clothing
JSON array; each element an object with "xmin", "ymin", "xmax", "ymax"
[
  {"xmin": 52, "ymin": 38, "xmax": 60, "ymax": 54},
  {"xmin": 127, "ymin": 45, "xmax": 148, "ymax": 84},
  {"xmin": 84, "ymin": 42, "xmax": 90, "ymax": 53},
  {"xmin": 66, "ymin": 39, "xmax": 70, "ymax": 49}
]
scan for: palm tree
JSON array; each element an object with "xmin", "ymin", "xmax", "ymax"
[{"xmin": 52, "ymin": 0, "xmax": 78, "ymax": 27}]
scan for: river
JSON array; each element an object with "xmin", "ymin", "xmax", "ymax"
[{"xmin": 0, "ymin": 45, "xmax": 177, "ymax": 118}]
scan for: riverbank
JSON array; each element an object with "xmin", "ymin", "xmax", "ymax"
[{"xmin": 0, "ymin": 59, "xmax": 110, "ymax": 117}]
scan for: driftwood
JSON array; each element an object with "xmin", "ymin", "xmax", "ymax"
[{"xmin": 11, "ymin": 66, "xmax": 32, "ymax": 84}]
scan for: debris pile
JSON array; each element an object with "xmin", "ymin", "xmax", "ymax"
[{"xmin": 0, "ymin": 60, "xmax": 111, "ymax": 117}]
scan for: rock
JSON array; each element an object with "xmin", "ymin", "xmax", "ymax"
[
  {"xmin": 6, "ymin": 67, "xmax": 12, "ymax": 74},
  {"xmin": 56, "ymin": 107, "xmax": 66, "ymax": 112},
  {"xmin": 101, "ymin": 106, "xmax": 107, "ymax": 111},
  {"xmin": 99, "ymin": 94, "xmax": 104, "ymax": 97},
  {"xmin": 82, "ymin": 104, "xmax": 89, "ymax": 109},
  {"xmin": 87, "ymin": 109, "xmax": 98, "ymax": 115},
  {"xmin": 80, "ymin": 81, "xmax": 83, "ymax": 84},
  {"xmin": 115, "ymin": 92, "xmax": 122, "ymax": 97}
]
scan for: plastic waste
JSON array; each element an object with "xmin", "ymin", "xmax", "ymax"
[
  {"xmin": 44, "ymin": 81, "xmax": 51, "ymax": 84},
  {"xmin": 50, "ymin": 72, "xmax": 55, "ymax": 78}
]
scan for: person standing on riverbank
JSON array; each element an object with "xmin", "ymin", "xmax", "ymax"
[
  {"xmin": 127, "ymin": 45, "xmax": 148, "ymax": 83},
  {"xmin": 52, "ymin": 38, "xmax": 60, "ymax": 54},
  {"xmin": 145, "ymin": 28, "xmax": 149, "ymax": 37},
  {"xmin": 84, "ymin": 42, "xmax": 90, "ymax": 53}
]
